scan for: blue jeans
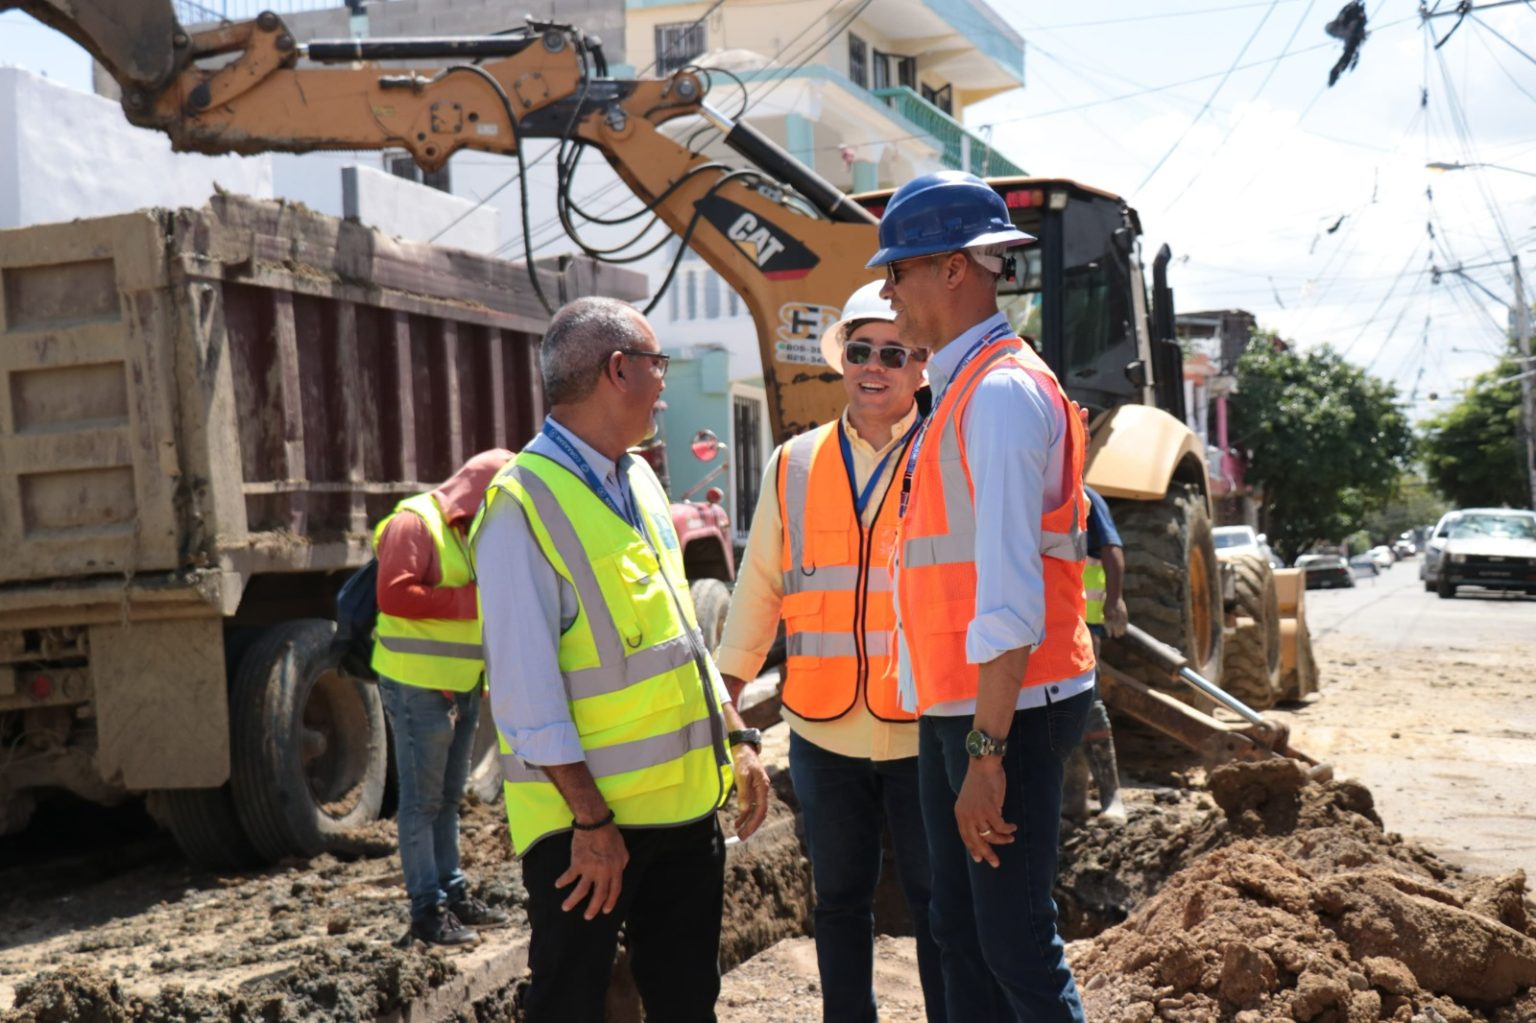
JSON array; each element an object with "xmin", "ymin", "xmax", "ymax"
[
  {"xmin": 378, "ymin": 677, "xmax": 481, "ymax": 921},
  {"xmin": 917, "ymin": 693, "xmax": 1092, "ymax": 1023},
  {"xmin": 788, "ymin": 730, "xmax": 946, "ymax": 1023}
]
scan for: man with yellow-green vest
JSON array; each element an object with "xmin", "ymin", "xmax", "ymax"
[
  {"xmin": 471, "ymin": 296, "xmax": 771, "ymax": 1023},
  {"xmin": 372, "ymin": 448, "xmax": 513, "ymax": 946},
  {"xmin": 1063, "ymin": 485, "xmax": 1128, "ymax": 823}
]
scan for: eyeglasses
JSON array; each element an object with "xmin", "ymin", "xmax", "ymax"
[
  {"xmin": 843, "ymin": 340, "xmax": 928, "ymax": 369},
  {"xmin": 613, "ymin": 348, "xmax": 671, "ymax": 378},
  {"xmin": 883, "ymin": 252, "xmax": 951, "ymax": 285}
]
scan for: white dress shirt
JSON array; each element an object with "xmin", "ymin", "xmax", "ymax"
[
  {"xmin": 896, "ymin": 313, "xmax": 1096, "ymax": 716},
  {"xmin": 473, "ymin": 416, "xmax": 731, "ymax": 766}
]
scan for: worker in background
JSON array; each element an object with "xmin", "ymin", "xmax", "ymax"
[
  {"xmin": 470, "ymin": 297, "xmax": 771, "ymax": 1023},
  {"xmin": 717, "ymin": 279, "xmax": 945, "ymax": 1023},
  {"xmin": 1063, "ymin": 485, "xmax": 1129, "ymax": 824},
  {"xmin": 372, "ymin": 448, "xmax": 514, "ymax": 947},
  {"xmin": 872, "ymin": 170, "xmax": 1093, "ymax": 1022}
]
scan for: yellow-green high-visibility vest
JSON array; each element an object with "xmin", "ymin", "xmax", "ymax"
[
  {"xmin": 470, "ymin": 451, "xmax": 734, "ymax": 855},
  {"xmin": 370, "ymin": 492, "xmax": 485, "ymax": 691},
  {"xmin": 1083, "ymin": 556, "xmax": 1107, "ymax": 626}
]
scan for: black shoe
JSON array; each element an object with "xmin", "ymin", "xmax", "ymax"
[
  {"xmin": 411, "ymin": 908, "xmax": 479, "ymax": 946},
  {"xmin": 449, "ymin": 893, "xmax": 511, "ymax": 928}
]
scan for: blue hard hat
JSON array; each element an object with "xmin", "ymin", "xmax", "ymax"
[{"xmin": 865, "ymin": 171, "xmax": 1035, "ymax": 269}]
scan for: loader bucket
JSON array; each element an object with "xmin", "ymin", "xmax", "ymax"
[
  {"xmin": 1272, "ymin": 568, "xmax": 1320, "ymax": 700},
  {"xmin": 2, "ymin": 0, "xmax": 181, "ymax": 96}
]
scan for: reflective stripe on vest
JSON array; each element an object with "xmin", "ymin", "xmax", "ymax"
[
  {"xmin": 776, "ymin": 422, "xmax": 915, "ymax": 723},
  {"xmin": 370, "ymin": 492, "xmax": 485, "ymax": 691},
  {"xmin": 1083, "ymin": 557, "xmax": 1106, "ymax": 625},
  {"xmin": 896, "ymin": 337, "xmax": 1096, "ymax": 713},
  {"xmin": 472, "ymin": 451, "xmax": 733, "ymax": 855}
]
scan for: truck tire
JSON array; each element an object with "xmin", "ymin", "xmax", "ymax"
[
  {"xmin": 1219, "ymin": 554, "xmax": 1282, "ymax": 710},
  {"xmin": 147, "ymin": 786, "xmax": 263, "ymax": 871},
  {"xmin": 1437, "ymin": 575, "xmax": 1457, "ymax": 600},
  {"xmin": 1110, "ymin": 485, "xmax": 1224, "ymax": 697},
  {"xmin": 229, "ymin": 619, "xmax": 387, "ymax": 862},
  {"xmin": 690, "ymin": 578, "xmax": 732, "ymax": 655}
]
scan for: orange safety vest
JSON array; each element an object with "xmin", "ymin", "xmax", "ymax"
[
  {"xmin": 777, "ymin": 420, "xmax": 916, "ymax": 722},
  {"xmin": 895, "ymin": 335, "xmax": 1095, "ymax": 714}
]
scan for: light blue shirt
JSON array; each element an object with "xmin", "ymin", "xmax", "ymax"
[
  {"xmin": 473, "ymin": 416, "xmax": 730, "ymax": 766},
  {"xmin": 896, "ymin": 313, "xmax": 1096, "ymax": 715}
]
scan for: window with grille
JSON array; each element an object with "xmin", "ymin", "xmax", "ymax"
[
  {"xmin": 655, "ymin": 21, "xmax": 706, "ymax": 76},
  {"xmin": 848, "ymin": 33, "xmax": 868, "ymax": 89},
  {"xmin": 705, "ymin": 273, "xmax": 722, "ymax": 319},
  {"xmin": 872, "ymin": 49, "xmax": 891, "ymax": 91},
  {"xmin": 386, "ymin": 152, "xmax": 451, "ymax": 193},
  {"xmin": 733, "ymin": 395, "xmax": 765, "ymax": 534},
  {"xmin": 728, "ymin": 289, "xmax": 740, "ymax": 317},
  {"xmin": 897, "ymin": 56, "xmax": 917, "ymax": 89},
  {"xmin": 686, "ymin": 271, "xmax": 698, "ymax": 319},
  {"xmin": 921, "ymin": 82, "xmax": 953, "ymax": 116}
]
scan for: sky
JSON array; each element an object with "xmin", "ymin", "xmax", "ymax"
[
  {"xmin": 3, "ymin": 1, "xmax": 1533, "ymax": 419},
  {"xmin": 974, "ymin": 0, "xmax": 1536, "ymax": 418}
]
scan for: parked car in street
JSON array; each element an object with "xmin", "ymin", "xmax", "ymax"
[
  {"xmin": 1368, "ymin": 545, "xmax": 1395, "ymax": 570},
  {"xmin": 1421, "ymin": 509, "xmax": 1536, "ymax": 595},
  {"xmin": 1213, "ymin": 525, "xmax": 1286, "ymax": 568},
  {"xmin": 1421, "ymin": 509, "xmax": 1536, "ymax": 599},
  {"xmin": 1297, "ymin": 554, "xmax": 1355, "ymax": 589}
]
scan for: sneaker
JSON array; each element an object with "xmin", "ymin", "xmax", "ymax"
[
  {"xmin": 410, "ymin": 908, "xmax": 479, "ymax": 947},
  {"xmin": 449, "ymin": 893, "xmax": 511, "ymax": 928}
]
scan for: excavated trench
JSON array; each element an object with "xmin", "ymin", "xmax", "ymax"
[{"xmin": 4, "ymin": 751, "xmax": 1535, "ymax": 1022}]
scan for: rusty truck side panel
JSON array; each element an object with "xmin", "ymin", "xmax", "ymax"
[{"xmin": 0, "ymin": 196, "xmax": 642, "ymax": 796}]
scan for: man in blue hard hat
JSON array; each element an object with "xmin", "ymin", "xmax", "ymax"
[{"xmin": 876, "ymin": 171, "xmax": 1092, "ymax": 1022}]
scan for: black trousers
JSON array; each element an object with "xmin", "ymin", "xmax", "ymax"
[{"xmin": 521, "ymin": 815, "xmax": 726, "ymax": 1023}]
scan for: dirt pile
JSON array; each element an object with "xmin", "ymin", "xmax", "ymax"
[{"xmin": 1071, "ymin": 760, "xmax": 1536, "ymax": 1021}]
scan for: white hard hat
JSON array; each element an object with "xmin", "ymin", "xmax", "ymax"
[{"xmin": 819, "ymin": 279, "xmax": 897, "ymax": 374}]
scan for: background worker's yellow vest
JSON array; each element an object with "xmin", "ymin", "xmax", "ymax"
[
  {"xmin": 370, "ymin": 493, "xmax": 485, "ymax": 692},
  {"xmin": 1083, "ymin": 557, "xmax": 1106, "ymax": 626},
  {"xmin": 472, "ymin": 451, "xmax": 734, "ymax": 855}
]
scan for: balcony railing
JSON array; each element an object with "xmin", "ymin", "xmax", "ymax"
[{"xmin": 873, "ymin": 86, "xmax": 1025, "ymax": 178}]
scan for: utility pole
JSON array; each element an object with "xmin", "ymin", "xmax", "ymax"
[{"xmin": 1516, "ymin": 256, "xmax": 1536, "ymax": 509}]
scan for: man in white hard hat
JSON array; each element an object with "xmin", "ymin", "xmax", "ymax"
[{"xmin": 717, "ymin": 279, "xmax": 946, "ymax": 1022}]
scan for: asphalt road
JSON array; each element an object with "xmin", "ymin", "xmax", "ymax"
[{"xmin": 1267, "ymin": 558, "xmax": 1536, "ymax": 876}]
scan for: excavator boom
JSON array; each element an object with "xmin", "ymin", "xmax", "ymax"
[{"xmin": 4, "ymin": 0, "xmax": 180, "ymax": 97}]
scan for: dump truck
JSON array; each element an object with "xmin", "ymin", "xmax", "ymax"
[{"xmin": 0, "ymin": 195, "xmax": 655, "ymax": 863}]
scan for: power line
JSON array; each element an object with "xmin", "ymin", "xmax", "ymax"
[
  {"xmin": 1133, "ymin": 2, "xmax": 1285, "ymax": 194},
  {"xmin": 1028, "ymin": 0, "xmax": 1303, "ymax": 30},
  {"xmin": 1469, "ymin": 11, "xmax": 1536, "ymax": 67}
]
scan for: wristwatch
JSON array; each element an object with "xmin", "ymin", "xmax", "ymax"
[
  {"xmin": 728, "ymin": 728, "xmax": 763, "ymax": 753},
  {"xmin": 965, "ymin": 729, "xmax": 1007, "ymax": 758}
]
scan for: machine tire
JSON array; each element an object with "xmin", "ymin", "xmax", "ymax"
[
  {"xmin": 148, "ymin": 786, "xmax": 263, "ymax": 871},
  {"xmin": 1424, "ymin": 580, "xmax": 1435, "ymax": 593},
  {"xmin": 690, "ymin": 578, "xmax": 732, "ymax": 655},
  {"xmin": 1219, "ymin": 554, "xmax": 1282, "ymax": 710},
  {"xmin": 1109, "ymin": 485, "xmax": 1225, "ymax": 697},
  {"xmin": 229, "ymin": 619, "xmax": 388, "ymax": 862},
  {"xmin": 1437, "ymin": 575, "xmax": 1457, "ymax": 600}
]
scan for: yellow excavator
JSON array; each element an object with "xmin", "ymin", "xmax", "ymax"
[{"xmin": 6, "ymin": 0, "xmax": 1312, "ymax": 763}]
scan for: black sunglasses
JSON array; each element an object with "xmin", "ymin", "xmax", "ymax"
[
  {"xmin": 613, "ymin": 348, "xmax": 671, "ymax": 377},
  {"xmin": 843, "ymin": 340, "xmax": 928, "ymax": 369}
]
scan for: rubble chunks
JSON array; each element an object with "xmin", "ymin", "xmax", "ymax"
[{"xmin": 1070, "ymin": 761, "xmax": 1536, "ymax": 1021}]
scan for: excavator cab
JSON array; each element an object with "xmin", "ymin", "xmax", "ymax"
[{"xmin": 853, "ymin": 178, "xmax": 1184, "ymax": 424}]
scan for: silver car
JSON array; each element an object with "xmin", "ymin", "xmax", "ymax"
[{"xmin": 1420, "ymin": 509, "xmax": 1536, "ymax": 598}]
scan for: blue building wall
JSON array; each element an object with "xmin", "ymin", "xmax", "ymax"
[{"xmin": 657, "ymin": 347, "xmax": 735, "ymax": 517}]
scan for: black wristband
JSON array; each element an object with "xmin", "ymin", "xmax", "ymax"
[{"xmin": 571, "ymin": 809, "xmax": 616, "ymax": 831}]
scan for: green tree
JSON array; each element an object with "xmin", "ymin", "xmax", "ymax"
[
  {"xmin": 1419, "ymin": 345, "xmax": 1527, "ymax": 509},
  {"xmin": 1362, "ymin": 475, "xmax": 1447, "ymax": 544},
  {"xmin": 1231, "ymin": 340, "xmax": 1415, "ymax": 562}
]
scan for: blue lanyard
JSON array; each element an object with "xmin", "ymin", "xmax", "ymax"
[
  {"xmin": 898, "ymin": 322, "xmax": 1015, "ymax": 518},
  {"xmin": 542, "ymin": 421, "xmax": 640, "ymax": 531},
  {"xmin": 838, "ymin": 418, "xmax": 919, "ymax": 517}
]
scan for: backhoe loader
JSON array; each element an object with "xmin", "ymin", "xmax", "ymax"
[{"xmin": 0, "ymin": 0, "xmax": 1315, "ymax": 864}]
